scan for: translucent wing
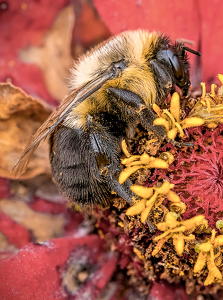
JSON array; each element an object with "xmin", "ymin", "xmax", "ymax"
[{"xmin": 12, "ymin": 71, "xmax": 115, "ymax": 177}]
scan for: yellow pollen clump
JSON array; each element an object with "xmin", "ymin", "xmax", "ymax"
[
  {"xmin": 170, "ymin": 92, "xmax": 180, "ymax": 122},
  {"xmin": 119, "ymin": 151, "xmax": 169, "ymax": 184},
  {"xmin": 152, "ymin": 214, "xmax": 205, "ymax": 256},
  {"xmin": 126, "ymin": 181, "xmax": 182, "ymax": 224},
  {"xmin": 153, "ymin": 117, "xmax": 169, "ymax": 131},
  {"xmin": 194, "ymin": 229, "xmax": 223, "ymax": 285},
  {"xmin": 181, "ymin": 117, "xmax": 205, "ymax": 129}
]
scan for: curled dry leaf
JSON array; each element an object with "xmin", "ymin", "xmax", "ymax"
[
  {"xmin": 0, "ymin": 199, "xmax": 65, "ymax": 242},
  {"xmin": 0, "ymin": 83, "xmax": 52, "ymax": 179}
]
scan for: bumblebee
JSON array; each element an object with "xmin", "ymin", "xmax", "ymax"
[{"xmin": 13, "ymin": 30, "xmax": 201, "ymax": 207}]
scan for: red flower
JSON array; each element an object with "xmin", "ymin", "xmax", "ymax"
[{"xmin": 171, "ymin": 125, "xmax": 223, "ymax": 227}]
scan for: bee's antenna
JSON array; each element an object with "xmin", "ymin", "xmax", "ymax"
[{"xmin": 180, "ymin": 45, "xmax": 201, "ymax": 57}]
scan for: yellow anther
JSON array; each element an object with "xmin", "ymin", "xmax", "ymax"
[
  {"xmin": 170, "ymin": 92, "xmax": 180, "ymax": 122},
  {"xmin": 194, "ymin": 251, "xmax": 207, "ymax": 273},
  {"xmin": 119, "ymin": 165, "xmax": 144, "ymax": 184},
  {"xmin": 217, "ymin": 74, "xmax": 223, "ymax": 85},
  {"xmin": 166, "ymin": 190, "xmax": 181, "ymax": 203},
  {"xmin": 141, "ymin": 200, "xmax": 154, "ymax": 223},
  {"xmin": 126, "ymin": 198, "xmax": 146, "ymax": 216},
  {"xmin": 163, "ymin": 109, "xmax": 176, "ymax": 127},
  {"xmin": 130, "ymin": 185, "xmax": 153, "ymax": 199},
  {"xmin": 152, "ymin": 103, "xmax": 162, "ymax": 116},
  {"xmin": 210, "ymin": 84, "xmax": 217, "ymax": 98},
  {"xmin": 205, "ymin": 98, "xmax": 211, "ymax": 112},
  {"xmin": 121, "ymin": 156, "xmax": 140, "ymax": 165},
  {"xmin": 174, "ymin": 122, "xmax": 184, "ymax": 137},
  {"xmin": 153, "ymin": 117, "xmax": 169, "ymax": 131},
  {"xmin": 147, "ymin": 159, "xmax": 169, "ymax": 169},
  {"xmin": 201, "ymin": 82, "xmax": 206, "ymax": 98},
  {"xmin": 167, "ymin": 128, "xmax": 178, "ymax": 140},
  {"xmin": 155, "ymin": 181, "xmax": 173, "ymax": 194},
  {"xmin": 121, "ymin": 140, "xmax": 131, "ymax": 157},
  {"xmin": 181, "ymin": 117, "xmax": 205, "ymax": 129}
]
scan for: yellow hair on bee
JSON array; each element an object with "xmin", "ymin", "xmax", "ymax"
[
  {"xmin": 65, "ymin": 30, "xmax": 170, "ymax": 129},
  {"xmin": 70, "ymin": 30, "xmax": 161, "ymax": 109}
]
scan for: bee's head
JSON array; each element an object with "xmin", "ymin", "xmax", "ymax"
[
  {"xmin": 70, "ymin": 30, "xmax": 200, "ymax": 108},
  {"xmin": 148, "ymin": 35, "xmax": 201, "ymax": 101}
]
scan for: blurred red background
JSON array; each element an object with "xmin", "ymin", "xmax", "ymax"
[{"xmin": 1, "ymin": 1, "xmax": 223, "ymax": 299}]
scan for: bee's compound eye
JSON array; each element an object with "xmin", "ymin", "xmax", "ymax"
[{"xmin": 113, "ymin": 61, "xmax": 125, "ymax": 71}]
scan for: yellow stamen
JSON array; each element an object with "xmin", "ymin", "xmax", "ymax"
[
  {"xmin": 163, "ymin": 109, "xmax": 176, "ymax": 128},
  {"xmin": 119, "ymin": 165, "xmax": 144, "ymax": 184},
  {"xmin": 155, "ymin": 181, "xmax": 174, "ymax": 194},
  {"xmin": 153, "ymin": 117, "xmax": 169, "ymax": 131},
  {"xmin": 166, "ymin": 190, "xmax": 181, "ymax": 203},
  {"xmin": 201, "ymin": 82, "xmax": 206, "ymax": 98},
  {"xmin": 217, "ymin": 74, "xmax": 223, "ymax": 85},
  {"xmin": 174, "ymin": 122, "xmax": 185, "ymax": 137},
  {"xmin": 126, "ymin": 198, "xmax": 146, "ymax": 216},
  {"xmin": 130, "ymin": 185, "xmax": 154, "ymax": 199},
  {"xmin": 170, "ymin": 92, "xmax": 180, "ymax": 122},
  {"xmin": 167, "ymin": 128, "xmax": 178, "ymax": 140},
  {"xmin": 148, "ymin": 159, "xmax": 169, "ymax": 169},
  {"xmin": 152, "ymin": 103, "xmax": 162, "ymax": 116},
  {"xmin": 181, "ymin": 117, "xmax": 205, "ymax": 129},
  {"xmin": 210, "ymin": 84, "xmax": 217, "ymax": 98},
  {"xmin": 121, "ymin": 140, "xmax": 131, "ymax": 157},
  {"xmin": 194, "ymin": 251, "xmax": 207, "ymax": 273}
]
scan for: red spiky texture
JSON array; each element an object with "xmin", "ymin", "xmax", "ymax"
[
  {"xmin": 175, "ymin": 125, "xmax": 223, "ymax": 227},
  {"xmin": 148, "ymin": 124, "xmax": 223, "ymax": 228}
]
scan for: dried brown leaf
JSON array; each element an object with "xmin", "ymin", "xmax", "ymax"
[
  {"xmin": 0, "ymin": 83, "xmax": 52, "ymax": 179},
  {"xmin": 0, "ymin": 199, "xmax": 64, "ymax": 242}
]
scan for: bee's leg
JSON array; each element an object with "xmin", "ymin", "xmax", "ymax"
[
  {"xmin": 106, "ymin": 169, "xmax": 135, "ymax": 203},
  {"xmin": 107, "ymin": 88, "xmax": 167, "ymax": 140}
]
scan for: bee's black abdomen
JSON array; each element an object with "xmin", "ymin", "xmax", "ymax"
[{"xmin": 50, "ymin": 125, "xmax": 111, "ymax": 207}]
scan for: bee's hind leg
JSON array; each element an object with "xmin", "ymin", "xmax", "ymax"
[{"xmin": 105, "ymin": 169, "xmax": 135, "ymax": 204}]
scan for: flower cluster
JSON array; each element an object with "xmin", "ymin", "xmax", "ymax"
[{"xmin": 116, "ymin": 76, "xmax": 223, "ymax": 288}]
